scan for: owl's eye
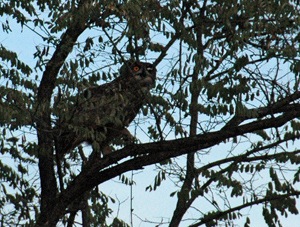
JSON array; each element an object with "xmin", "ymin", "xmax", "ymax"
[{"xmin": 133, "ymin": 66, "xmax": 140, "ymax": 72}]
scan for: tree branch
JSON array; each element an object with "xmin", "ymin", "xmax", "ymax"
[
  {"xmin": 189, "ymin": 191, "xmax": 300, "ymax": 227},
  {"xmin": 170, "ymin": 1, "xmax": 206, "ymax": 224},
  {"xmin": 222, "ymin": 91, "xmax": 300, "ymax": 130},
  {"xmin": 42, "ymin": 107, "xmax": 300, "ymax": 224},
  {"xmin": 35, "ymin": 2, "xmax": 98, "ymax": 226}
]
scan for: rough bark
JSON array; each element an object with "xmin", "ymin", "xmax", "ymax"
[
  {"xmin": 35, "ymin": 2, "xmax": 91, "ymax": 225},
  {"xmin": 36, "ymin": 105, "xmax": 300, "ymax": 224}
]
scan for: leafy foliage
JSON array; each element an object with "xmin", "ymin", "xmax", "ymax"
[{"xmin": 1, "ymin": 0, "xmax": 300, "ymax": 226}]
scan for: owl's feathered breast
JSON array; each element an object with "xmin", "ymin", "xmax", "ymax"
[
  {"xmin": 76, "ymin": 76, "xmax": 146, "ymax": 130},
  {"xmin": 55, "ymin": 61, "xmax": 156, "ymax": 154}
]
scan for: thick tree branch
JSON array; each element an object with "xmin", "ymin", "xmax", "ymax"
[
  {"xmin": 41, "ymin": 107, "xmax": 300, "ymax": 224},
  {"xmin": 35, "ymin": 2, "xmax": 98, "ymax": 226},
  {"xmin": 222, "ymin": 91, "xmax": 300, "ymax": 130},
  {"xmin": 79, "ymin": 109, "xmax": 300, "ymax": 185}
]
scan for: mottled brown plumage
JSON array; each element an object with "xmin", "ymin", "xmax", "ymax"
[{"xmin": 54, "ymin": 60, "xmax": 156, "ymax": 156}]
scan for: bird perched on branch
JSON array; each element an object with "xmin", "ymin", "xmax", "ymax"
[{"xmin": 54, "ymin": 60, "xmax": 156, "ymax": 157}]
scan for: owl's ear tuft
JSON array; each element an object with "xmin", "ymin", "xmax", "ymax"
[
  {"xmin": 119, "ymin": 63, "xmax": 127, "ymax": 77},
  {"xmin": 119, "ymin": 59, "xmax": 135, "ymax": 76}
]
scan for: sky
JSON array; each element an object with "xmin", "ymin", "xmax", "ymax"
[{"xmin": 1, "ymin": 8, "xmax": 300, "ymax": 227}]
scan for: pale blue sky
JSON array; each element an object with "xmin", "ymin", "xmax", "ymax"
[{"xmin": 1, "ymin": 11, "xmax": 300, "ymax": 227}]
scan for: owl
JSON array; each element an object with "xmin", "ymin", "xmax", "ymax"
[{"xmin": 54, "ymin": 60, "xmax": 156, "ymax": 157}]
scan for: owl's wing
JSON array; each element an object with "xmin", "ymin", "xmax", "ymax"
[
  {"xmin": 54, "ymin": 81, "xmax": 119, "ymax": 154},
  {"xmin": 83, "ymin": 81, "xmax": 114, "ymax": 99},
  {"xmin": 70, "ymin": 80, "xmax": 126, "ymax": 127}
]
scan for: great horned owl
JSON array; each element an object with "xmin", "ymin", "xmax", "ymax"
[{"xmin": 55, "ymin": 60, "xmax": 156, "ymax": 157}]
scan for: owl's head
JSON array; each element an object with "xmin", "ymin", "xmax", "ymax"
[{"xmin": 120, "ymin": 60, "xmax": 156, "ymax": 89}]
